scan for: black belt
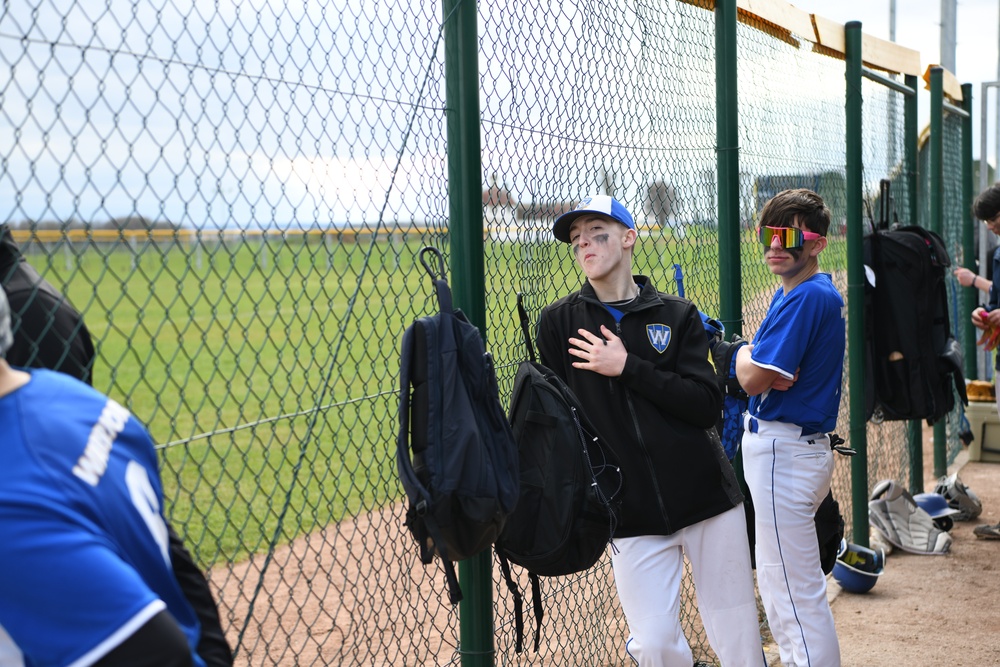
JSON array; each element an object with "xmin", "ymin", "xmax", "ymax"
[
  {"xmin": 745, "ymin": 415, "xmax": 812, "ymax": 437},
  {"xmin": 745, "ymin": 416, "xmax": 856, "ymax": 455}
]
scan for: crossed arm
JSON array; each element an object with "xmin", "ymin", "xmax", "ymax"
[{"xmin": 735, "ymin": 344, "xmax": 796, "ymax": 396}]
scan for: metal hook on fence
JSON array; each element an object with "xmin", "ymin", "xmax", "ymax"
[{"xmin": 419, "ymin": 246, "xmax": 446, "ymax": 281}]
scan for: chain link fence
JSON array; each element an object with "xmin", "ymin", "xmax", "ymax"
[
  {"xmin": 481, "ymin": 1, "xmax": 723, "ymax": 661},
  {"xmin": 0, "ymin": 0, "xmax": 970, "ymax": 664},
  {"xmin": 919, "ymin": 107, "xmax": 974, "ymax": 470},
  {"xmin": 852, "ymin": 74, "xmax": 915, "ymax": 531},
  {"xmin": 2, "ymin": 0, "xmax": 457, "ymax": 663}
]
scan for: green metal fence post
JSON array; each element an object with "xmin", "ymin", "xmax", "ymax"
[
  {"xmin": 716, "ymin": 0, "xmax": 741, "ymax": 339},
  {"xmin": 904, "ymin": 74, "xmax": 919, "ymax": 247},
  {"xmin": 905, "ymin": 73, "xmax": 924, "ymax": 493},
  {"xmin": 929, "ymin": 66, "xmax": 948, "ymax": 479},
  {"xmin": 441, "ymin": 0, "xmax": 494, "ymax": 664},
  {"xmin": 962, "ymin": 82, "xmax": 976, "ymax": 380},
  {"xmin": 715, "ymin": 0, "xmax": 751, "ymax": 490},
  {"xmin": 928, "ymin": 67, "xmax": 948, "ymax": 477},
  {"xmin": 845, "ymin": 22, "xmax": 869, "ymax": 547}
]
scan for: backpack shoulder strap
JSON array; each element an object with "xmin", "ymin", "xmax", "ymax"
[
  {"xmin": 528, "ymin": 573, "xmax": 543, "ymax": 652},
  {"xmin": 440, "ymin": 559, "xmax": 462, "ymax": 604},
  {"xmin": 433, "ymin": 277, "xmax": 453, "ymax": 316},
  {"xmin": 516, "ymin": 293, "xmax": 537, "ymax": 362},
  {"xmin": 722, "ymin": 337, "xmax": 749, "ymax": 399},
  {"xmin": 496, "ymin": 551, "xmax": 525, "ymax": 652},
  {"xmin": 395, "ymin": 324, "xmax": 423, "ymax": 501},
  {"xmin": 398, "ymin": 319, "xmax": 464, "ymax": 604}
]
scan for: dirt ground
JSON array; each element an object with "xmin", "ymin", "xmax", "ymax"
[
  {"xmin": 216, "ymin": 424, "xmax": 1000, "ymax": 666},
  {"xmin": 820, "ymin": 427, "xmax": 1000, "ymax": 667}
]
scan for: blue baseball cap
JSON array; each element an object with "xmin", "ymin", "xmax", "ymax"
[{"xmin": 552, "ymin": 195, "xmax": 636, "ymax": 243}]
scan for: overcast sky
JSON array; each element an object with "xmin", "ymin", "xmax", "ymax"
[
  {"xmin": 790, "ymin": 0, "xmax": 1000, "ymax": 163},
  {"xmin": 1, "ymin": 0, "xmax": 995, "ymax": 227}
]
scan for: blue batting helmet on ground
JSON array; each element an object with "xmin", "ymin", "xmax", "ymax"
[
  {"xmin": 832, "ymin": 540, "xmax": 885, "ymax": 593},
  {"xmin": 914, "ymin": 492, "xmax": 961, "ymax": 532}
]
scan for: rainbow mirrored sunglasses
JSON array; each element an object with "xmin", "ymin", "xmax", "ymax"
[{"xmin": 757, "ymin": 226, "xmax": 822, "ymax": 248}]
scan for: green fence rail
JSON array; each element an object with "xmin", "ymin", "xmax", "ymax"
[{"xmin": 0, "ymin": 0, "xmax": 972, "ymax": 664}]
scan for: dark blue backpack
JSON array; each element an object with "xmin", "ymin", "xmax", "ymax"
[
  {"xmin": 672, "ymin": 264, "xmax": 748, "ymax": 460},
  {"xmin": 397, "ymin": 247, "xmax": 520, "ymax": 603},
  {"xmin": 701, "ymin": 314, "xmax": 749, "ymax": 461}
]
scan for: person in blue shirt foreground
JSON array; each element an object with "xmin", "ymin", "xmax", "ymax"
[
  {"xmin": 0, "ymin": 285, "xmax": 205, "ymax": 666},
  {"xmin": 736, "ymin": 189, "xmax": 846, "ymax": 667},
  {"xmin": 0, "ymin": 224, "xmax": 232, "ymax": 665}
]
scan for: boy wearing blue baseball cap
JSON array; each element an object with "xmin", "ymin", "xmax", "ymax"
[
  {"xmin": 736, "ymin": 188, "xmax": 845, "ymax": 666},
  {"xmin": 538, "ymin": 195, "xmax": 765, "ymax": 666}
]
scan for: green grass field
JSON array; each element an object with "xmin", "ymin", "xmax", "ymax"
[{"xmin": 24, "ymin": 225, "xmax": 846, "ymax": 565}]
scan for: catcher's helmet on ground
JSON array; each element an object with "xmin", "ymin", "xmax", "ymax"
[
  {"xmin": 913, "ymin": 492, "xmax": 961, "ymax": 532},
  {"xmin": 933, "ymin": 473, "xmax": 983, "ymax": 521},
  {"xmin": 832, "ymin": 539, "xmax": 885, "ymax": 594}
]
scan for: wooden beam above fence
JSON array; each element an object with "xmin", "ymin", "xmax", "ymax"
[
  {"xmin": 680, "ymin": 0, "xmax": 810, "ymax": 46},
  {"xmin": 923, "ymin": 64, "xmax": 964, "ymax": 103},
  {"xmin": 812, "ymin": 14, "xmax": 921, "ymax": 77},
  {"xmin": 681, "ymin": 0, "xmax": 923, "ymax": 78},
  {"xmin": 860, "ymin": 32, "xmax": 921, "ymax": 77},
  {"xmin": 738, "ymin": 0, "xmax": 813, "ymax": 39}
]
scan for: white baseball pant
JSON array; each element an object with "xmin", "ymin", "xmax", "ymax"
[
  {"xmin": 611, "ymin": 504, "xmax": 766, "ymax": 667},
  {"xmin": 742, "ymin": 415, "xmax": 840, "ymax": 667}
]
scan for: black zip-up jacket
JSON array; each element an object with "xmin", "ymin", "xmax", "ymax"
[{"xmin": 537, "ymin": 275, "xmax": 743, "ymax": 538}]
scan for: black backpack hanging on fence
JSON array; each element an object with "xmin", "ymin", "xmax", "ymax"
[
  {"xmin": 396, "ymin": 246, "xmax": 519, "ymax": 604},
  {"xmin": 494, "ymin": 294, "xmax": 623, "ymax": 653},
  {"xmin": 863, "ymin": 179, "xmax": 967, "ymax": 424}
]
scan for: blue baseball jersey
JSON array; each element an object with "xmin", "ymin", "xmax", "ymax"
[
  {"xmin": 0, "ymin": 369, "xmax": 204, "ymax": 667},
  {"xmin": 748, "ymin": 273, "xmax": 846, "ymax": 434}
]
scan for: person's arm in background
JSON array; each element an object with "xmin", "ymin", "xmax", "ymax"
[
  {"xmin": 167, "ymin": 526, "xmax": 234, "ymax": 667},
  {"xmin": 972, "ymin": 245, "xmax": 1000, "ymax": 331},
  {"xmin": 954, "ymin": 267, "xmax": 991, "ymax": 295},
  {"xmin": 92, "ymin": 610, "xmax": 194, "ymax": 667}
]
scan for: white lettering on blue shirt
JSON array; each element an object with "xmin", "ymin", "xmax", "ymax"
[{"xmin": 72, "ymin": 399, "xmax": 131, "ymax": 486}]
